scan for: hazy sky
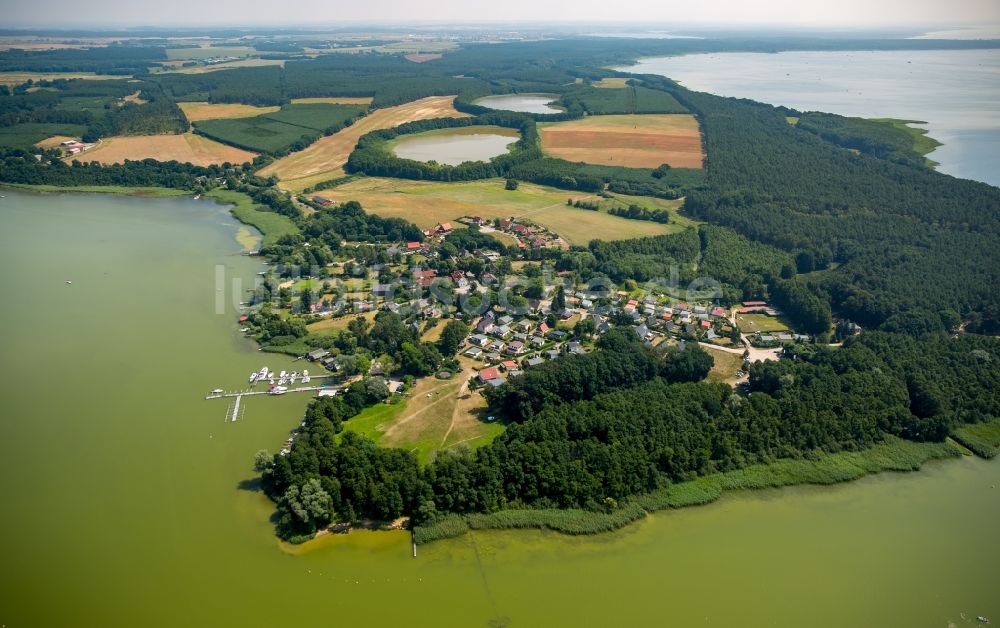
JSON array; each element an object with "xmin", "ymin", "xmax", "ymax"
[{"xmin": 4, "ymin": 0, "xmax": 999, "ymax": 28}]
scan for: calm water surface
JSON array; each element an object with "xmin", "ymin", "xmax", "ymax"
[
  {"xmin": 625, "ymin": 49, "xmax": 1000, "ymax": 186},
  {"xmin": 474, "ymin": 93, "xmax": 562, "ymax": 114},
  {"xmin": 392, "ymin": 126, "xmax": 519, "ymax": 165},
  {"xmin": 0, "ymin": 190, "xmax": 998, "ymax": 627}
]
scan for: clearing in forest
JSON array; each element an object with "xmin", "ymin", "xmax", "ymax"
[
  {"xmin": 73, "ymin": 133, "xmax": 256, "ymax": 166},
  {"xmin": 178, "ymin": 101, "xmax": 280, "ymax": 121},
  {"xmin": 344, "ymin": 357, "xmax": 502, "ymax": 464},
  {"xmin": 259, "ymin": 96, "xmax": 469, "ymax": 192},
  {"xmin": 326, "ymin": 177, "xmax": 681, "ymax": 244},
  {"xmin": 539, "ymin": 114, "xmax": 704, "ymax": 169}
]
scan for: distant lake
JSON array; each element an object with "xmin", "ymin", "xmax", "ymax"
[
  {"xmin": 624, "ymin": 49, "xmax": 1000, "ymax": 186},
  {"xmin": 391, "ymin": 126, "xmax": 519, "ymax": 165},
  {"xmin": 474, "ymin": 93, "xmax": 563, "ymax": 114}
]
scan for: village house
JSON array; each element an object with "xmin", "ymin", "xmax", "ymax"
[
  {"xmin": 464, "ymin": 346, "xmax": 484, "ymax": 358},
  {"xmin": 506, "ymin": 340, "xmax": 525, "ymax": 355},
  {"xmin": 524, "ymin": 356, "xmax": 544, "ymax": 368}
]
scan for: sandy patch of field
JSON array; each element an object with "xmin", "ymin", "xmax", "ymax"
[
  {"xmin": 327, "ymin": 177, "xmax": 674, "ymax": 244},
  {"xmin": 0, "ymin": 72, "xmax": 126, "ymax": 86},
  {"xmin": 291, "ymin": 97, "xmax": 374, "ymax": 106},
  {"xmin": 73, "ymin": 133, "xmax": 256, "ymax": 166},
  {"xmin": 405, "ymin": 53, "xmax": 443, "ymax": 63},
  {"xmin": 178, "ymin": 101, "xmax": 281, "ymax": 121},
  {"xmin": 260, "ymin": 96, "xmax": 470, "ymax": 192},
  {"xmin": 592, "ymin": 77, "xmax": 629, "ymax": 88},
  {"xmin": 539, "ymin": 114, "xmax": 704, "ymax": 169}
]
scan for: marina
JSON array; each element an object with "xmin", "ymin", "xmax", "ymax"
[{"xmin": 207, "ymin": 365, "xmax": 341, "ymax": 423}]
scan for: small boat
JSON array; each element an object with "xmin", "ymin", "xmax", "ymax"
[
  {"xmin": 249, "ymin": 372, "xmax": 258, "ymax": 384},
  {"xmin": 978, "ymin": 617, "xmax": 990, "ymax": 625},
  {"xmin": 269, "ymin": 385, "xmax": 287, "ymax": 395},
  {"xmin": 65, "ymin": 280, "xmax": 72, "ymax": 284},
  {"xmin": 210, "ymin": 388, "xmax": 223, "ymax": 394},
  {"xmin": 258, "ymin": 367, "xmax": 269, "ymax": 379},
  {"xmin": 279, "ymin": 370, "xmax": 287, "ymax": 379},
  {"xmin": 193, "ymin": 194, "xmax": 201, "ymax": 200}
]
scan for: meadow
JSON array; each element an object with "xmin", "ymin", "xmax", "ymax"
[
  {"xmin": 259, "ymin": 96, "xmax": 469, "ymax": 191},
  {"xmin": 539, "ymin": 114, "xmax": 704, "ymax": 169},
  {"xmin": 327, "ymin": 177, "xmax": 678, "ymax": 244},
  {"xmin": 341, "ymin": 359, "xmax": 503, "ymax": 465}
]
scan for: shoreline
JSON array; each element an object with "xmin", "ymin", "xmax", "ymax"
[
  {"xmin": 413, "ymin": 436, "xmax": 966, "ymax": 544},
  {"xmin": 0, "ymin": 182, "xmax": 192, "ymax": 197}
]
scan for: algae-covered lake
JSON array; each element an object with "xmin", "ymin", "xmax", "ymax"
[
  {"xmin": 0, "ymin": 189, "xmax": 997, "ymax": 627},
  {"xmin": 391, "ymin": 125, "xmax": 520, "ymax": 165}
]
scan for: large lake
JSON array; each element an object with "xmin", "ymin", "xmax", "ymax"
[
  {"xmin": 391, "ymin": 126, "xmax": 519, "ymax": 165},
  {"xmin": 625, "ymin": 49, "xmax": 1000, "ymax": 186},
  {"xmin": 0, "ymin": 189, "xmax": 998, "ymax": 626}
]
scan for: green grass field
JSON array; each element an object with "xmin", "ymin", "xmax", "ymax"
[
  {"xmin": 205, "ymin": 188, "xmax": 299, "ymax": 246},
  {"xmin": 193, "ymin": 103, "xmax": 365, "ymax": 153},
  {"xmin": 0, "ymin": 122, "xmax": 89, "ymax": 148},
  {"xmin": 736, "ymin": 312, "xmax": 791, "ymax": 334}
]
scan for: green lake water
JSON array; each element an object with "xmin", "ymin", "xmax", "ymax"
[
  {"xmin": 0, "ymin": 190, "xmax": 998, "ymax": 627},
  {"xmin": 391, "ymin": 126, "xmax": 520, "ymax": 166}
]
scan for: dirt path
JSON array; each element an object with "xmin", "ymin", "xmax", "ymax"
[{"xmin": 439, "ymin": 376, "xmax": 472, "ymax": 448}]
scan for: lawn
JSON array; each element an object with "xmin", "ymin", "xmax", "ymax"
[
  {"xmin": 205, "ymin": 188, "xmax": 299, "ymax": 247},
  {"xmin": 328, "ymin": 177, "xmax": 674, "ymax": 244},
  {"xmin": 736, "ymin": 312, "xmax": 791, "ymax": 334},
  {"xmin": 539, "ymin": 114, "xmax": 704, "ymax": 169},
  {"xmin": 260, "ymin": 96, "xmax": 470, "ymax": 191}
]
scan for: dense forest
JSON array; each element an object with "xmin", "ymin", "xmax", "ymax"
[{"xmin": 259, "ymin": 327, "xmax": 1000, "ymax": 541}]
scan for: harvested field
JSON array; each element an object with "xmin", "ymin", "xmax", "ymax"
[
  {"xmin": 73, "ymin": 133, "xmax": 256, "ymax": 166},
  {"xmin": 178, "ymin": 101, "xmax": 280, "ymax": 121},
  {"xmin": 328, "ymin": 177, "xmax": 676, "ymax": 244},
  {"xmin": 291, "ymin": 97, "xmax": 373, "ymax": 106},
  {"xmin": 539, "ymin": 114, "xmax": 704, "ymax": 169},
  {"xmin": 592, "ymin": 77, "xmax": 629, "ymax": 88},
  {"xmin": 164, "ymin": 58, "xmax": 285, "ymax": 74},
  {"xmin": 260, "ymin": 96, "xmax": 469, "ymax": 192},
  {"xmin": 0, "ymin": 72, "xmax": 125, "ymax": 86},
  {"xmin": 405, "ymin": 53, "xmax": 443, "ymax": 63}
]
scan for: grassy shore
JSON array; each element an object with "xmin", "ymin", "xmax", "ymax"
[
  {"xmin": 870, "ymin": 118, "xmax": 943, "ymax": 165},
  {"xmin": 951, "ymin": 420, "xmax": 1000, "ymax": 459},
  {"xmin": 204, "ymin": 188, "xmax": 299, "ymax": 247},
  {"xmin": 413, "ymin": 436, "xmax": 961, "ymax": 544},
  {"xmin": 1, "ymin": 183, "xmax": 190, "ymax": 197}
]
